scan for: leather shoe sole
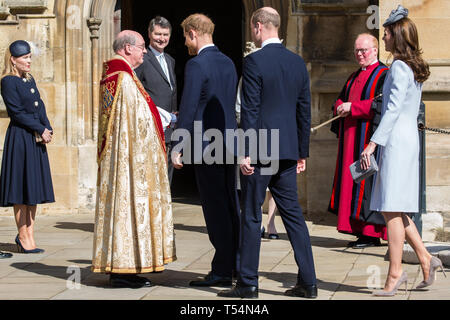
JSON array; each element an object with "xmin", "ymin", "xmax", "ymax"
[
  {"xmin": 285, "ymin": 285, "xmax": 318, "ymax": 299},
  {"xmin": 348, "ymin": 238, "xmax": 381, "ymax": 249},
  {"xmin": 352, "ymin": 240, "xmax": 382, "ymax": 249},
  {"xmin": 0, "ymin": 252, "xmax": 13, "ymax": 259},
  {"xmin": 110, "ymin": 275, "xmax": 152, "ymax": 289},
  {"xmin": 189, "ymin": 272, "xmax": 232, "ymax": 287},
  {"xmin": 189, "ymin": 278, "xmax": 232, "ymax": 287},
  {"xmin": 218, "ymin": 285, "xmax": 258, "ymax": 298}
]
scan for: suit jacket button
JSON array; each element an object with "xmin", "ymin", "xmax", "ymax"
[
  {"xmin": 31, "ymin": 88, "xmax": 35, "ymax": 94},
  {"xmin": 34, "ymin": 101, "xmax": 39, "ymax": 107}
]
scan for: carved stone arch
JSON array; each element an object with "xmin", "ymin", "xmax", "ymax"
[
  {"xmin": 88, "ymin": 0, "xmax": 117, "ymax": 141},
  {"xmin": 52, "ymin": 0, "xmax": 94, "ymax": 145}
]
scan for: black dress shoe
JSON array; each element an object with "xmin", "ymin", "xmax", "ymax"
[
  {"xmin": 0, "ymin": 251, "xmax": 13, "ymax": 259},
  {"xmin": 285, "ymin": 284, "xmax": 318, "ymax": 299},
  {"xmin": 218, "ymin": 284, "xmax": 258, "ymax": 298},
  {"xmin": 110, "ymin": 274, "xmax": 152, "ymax": 289},
  {"xmin": 349, "ymin": 236, "xmax": 381, "ymax": 249},
  {"xmin": 189, "ymin": 271, "xmax": 232, "ymax": 287}
]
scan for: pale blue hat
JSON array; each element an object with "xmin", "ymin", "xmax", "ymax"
[{"xmin": 383, "ymin": 5, "xmax": 409, "ymax": 27}]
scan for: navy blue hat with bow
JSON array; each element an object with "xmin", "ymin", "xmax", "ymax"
[
  {"xmin": 383, "ymin": 5, "xmax": 409, "ymax": 27},
  {"xmin": 9, "ymin": 40, "xmax": 31, "ymax": 57}
]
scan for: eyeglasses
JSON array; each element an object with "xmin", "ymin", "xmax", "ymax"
[
  {"xmin": 131, "ymin": 44, "xmax": 146, "ymax": 51},
  {"xmin": 354, "ymin": 47, "xmax": 374, "ymax": 55}
]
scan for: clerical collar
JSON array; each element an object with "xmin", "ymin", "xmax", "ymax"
[
  {"xmin": 198, "ymin": 44, "xmax": 215, "ymax": 55},
  {"xmin": 361, "ymin": 60, "xmax": 379, "ymax": 71},
  {"xmin": 149, "ymin": 45, "xmax": 164, "ymax": 58},
  {"xmin": 262, "ymin": 38, "xmax": 281, "ymax": 48}
]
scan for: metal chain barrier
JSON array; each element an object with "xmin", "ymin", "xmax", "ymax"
[{"xmin": 418, "ymin": 124, "xmax": 450, "ymax": 135}]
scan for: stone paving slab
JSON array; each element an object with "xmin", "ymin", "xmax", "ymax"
[{"xmin": 0, "ymin": 202, "xmax": 449, "ymax": 301}]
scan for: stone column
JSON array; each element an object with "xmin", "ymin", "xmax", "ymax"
[{"xmin": 87, "ymin": 17, "xmax": 101, "ymax": 139}]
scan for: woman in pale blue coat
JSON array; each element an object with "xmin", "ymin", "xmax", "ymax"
[{"xmin": 361, "ymin": 6, "xmax": 446, "ymax": 296}]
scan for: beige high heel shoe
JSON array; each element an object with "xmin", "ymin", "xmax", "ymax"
[
  {"xmin": 373, "ymin": 271, "xmax": 408, "ymax": 297},
  {"xmin": 416, "ymin": 256, "xmax": 447, "ymax": 289}
]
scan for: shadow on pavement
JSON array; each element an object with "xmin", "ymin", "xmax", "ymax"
[
  {"xmin": 0, "ymin": 242, "xmax": 17, "ymax": 253},
  {"xmin": 7, "ymin": 261, "xmax": 371, "ymax": 296},
  {"xmin": 174, "ymin": 224, "xmax": 208, "ymax": 235},
  {"xmin": 331, "ymin": 248, "xmax": 388, "ymax": 259},
  {"xmin": 54, "ymin": 222, "xmax": 94, "ymax": 233}
]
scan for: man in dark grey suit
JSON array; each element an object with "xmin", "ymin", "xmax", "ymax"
[{"xmin": 135, "ymin": 16, "xmax": 177, "ymax": 184}]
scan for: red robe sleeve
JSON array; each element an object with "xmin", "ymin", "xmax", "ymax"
[{"xmin": 351, "ymin": 99, "xmax": 374, "ymax": 120}]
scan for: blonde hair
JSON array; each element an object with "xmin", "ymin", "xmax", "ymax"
[
  {"xmin": 251, "ymin": 7, "xmax": 280, "ymax": 29},
  {"xmin": 1, "ymin": 49, "xmax": 31, "ymax": 81},
  {"xmin": 181, "ymin": 13, "xmax": 215, "ymax": 36}
]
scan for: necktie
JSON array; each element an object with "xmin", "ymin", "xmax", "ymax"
[{"xmin": 158, "ymin": 54, "xmax": 172, "ymax": 90}]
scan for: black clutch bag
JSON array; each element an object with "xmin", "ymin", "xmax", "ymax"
[{"xmin": 349, "ymin": 154, "xmax": 378, "ymax": 184}]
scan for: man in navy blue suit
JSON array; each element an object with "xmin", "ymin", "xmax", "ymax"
[
  {"xmin": 172, "ymin": 13, "xmax": 240, "ymax": 287},
  {"xmin": 218, "ymin": 7, "xmax": 317, "ymax": 299}
]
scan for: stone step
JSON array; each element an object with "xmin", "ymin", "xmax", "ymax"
[{"xmin": 403, "ymin": 242, "xmax": 450, "ymax": 267}]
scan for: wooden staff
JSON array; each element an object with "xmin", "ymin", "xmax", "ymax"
[
  {"xmin": 310, "ymin": 93, "xmax": 383, "ymax": 133},
  {"xmin": 310, "ymin": 115, "xmax": 342, "ymax": 133}
]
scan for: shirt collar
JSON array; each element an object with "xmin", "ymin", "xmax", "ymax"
[
  {"xmin": 361, "ymin": 59, "xmax": 379, "ymax": 71},
  {"xmin": 149, "ymin": 45, "xmax": 164, "ymax": 58},
  {"xmin": 262, "ymin": 38, "xmax": 282, "ymax": 48},
  {"xmin": 198, "ymin": 44, "xmax": 215, "ymax": 55}
]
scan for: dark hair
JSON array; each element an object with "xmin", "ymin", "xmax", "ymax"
[
  {"xmin": 387, "ymin": 17, "xmax": 430, "ymax": 83},
  {"xmin": 148, "ymin": 16, "xmax": 172, "ymax": 33}
]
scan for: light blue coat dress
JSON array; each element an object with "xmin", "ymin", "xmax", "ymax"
[{"xmin": 370, "ymin": 60, "xmax": 422, "ymax": 213}]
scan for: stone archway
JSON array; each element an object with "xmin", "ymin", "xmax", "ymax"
[
  {"xmin": 86, "ymin": 0, "xmax": 290, "ymax": 139},
  {"xmin": 52, "ymin": 0, "xmax": 292, "ymax": 213}
]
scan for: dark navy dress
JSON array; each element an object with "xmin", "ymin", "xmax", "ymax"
[{"xmin": 0, "ymin": 75, "xmax": 55, "ymax": 206}]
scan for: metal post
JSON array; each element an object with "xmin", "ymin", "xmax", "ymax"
[{"xmin": 414, "ymin": 101, "xmax": 426, "ymax": 236}]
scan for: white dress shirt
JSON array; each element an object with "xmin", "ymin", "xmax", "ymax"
[
  {"xmin": 150, "ymin": 45, "xmax": 172, "ymax": 90},
  {"xmin": 198, "ymin": 44, "xmax": 215, "ymax": 55},
  {"xmin": 261, "ymin": 38, "xmax": 282, "ymax": 48}
]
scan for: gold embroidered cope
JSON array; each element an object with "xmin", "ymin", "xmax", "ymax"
[{"xmin": 92, "ymin": 64, "xmax": 176, "ymax": 274}]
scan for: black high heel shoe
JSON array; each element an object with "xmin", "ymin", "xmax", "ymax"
[{"xmin": 15, "ymin": 235, "xmax": 45, "ymax": 254}]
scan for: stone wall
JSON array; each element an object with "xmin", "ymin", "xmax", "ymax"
[
  {"xmin": 0, "ymin": 0, "xmax": 447, "ymax": 241},
  {"xmin": 0, "ymin": 0, "xmax": 114, "ymax": 215},
  {"xmin": 286, "ymin": 0, "xmax": 375, "ymax": 215}
]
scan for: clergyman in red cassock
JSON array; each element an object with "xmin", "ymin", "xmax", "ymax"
[{"xmin": 329, "ymin": 33, "xmax": 388, "ymax": 248}]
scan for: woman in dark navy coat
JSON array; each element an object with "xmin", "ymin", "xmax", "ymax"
[{"xmin": 0, "ymin": 40, "xmax": 54, "ymax": 254}]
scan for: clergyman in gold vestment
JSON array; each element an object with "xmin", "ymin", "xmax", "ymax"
[{"xmin": 92, "ymin": 30, "xmax": 176, "ymax": 288}]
